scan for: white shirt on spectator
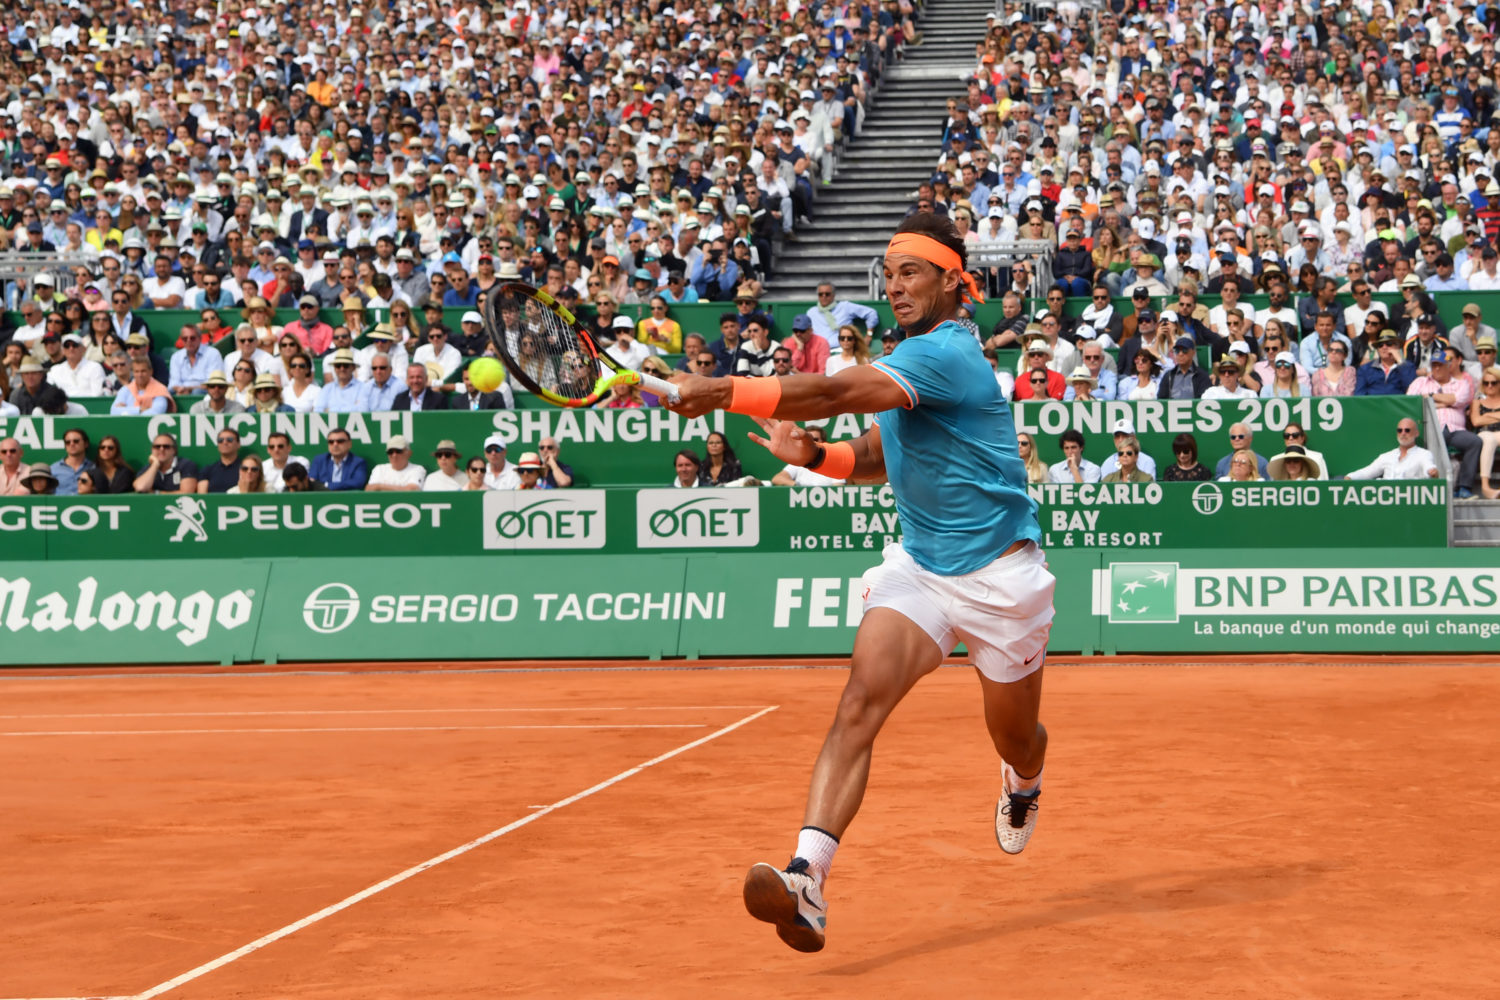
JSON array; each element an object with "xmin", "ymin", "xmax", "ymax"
[
  {"xmin": 47, "ymin": 358, "xmax": 107, "ymax": 397},
  {"xmin": 1201, "ymin": 384, "xmax": 1257, "ymax": 400},
  {"xmin": 1345, "ymin": 446, "xmax": 1437, "ymax": 481},
  {"xmin": 1047, "ymin": 458, "xmax": 1102, "ymax": 483},
  {"xmin": 282, "ymin": 381, "xmax": 321, "ymax": 413},
  {"xmin": 142, "ymin": 273, "xmax": 187, "ymax": 306},
  {"xmin": 412, "ymin": 341, "xmax": 462, "ymax": 379},
  {"xmin": 224, "ymin": 347, "xmax": 279, "ymax": 376},
  {"xmin": 422, "ymin": 468, "xmax": 467, "ymax": 491},
  {"xmin": 264, "ymin": 456, "xmax": 310, "ymax": 493},
  {"xmin": 485, "ymin": 464, "xmax": 522, "ymax": 490},
  {"xmin": 606, "ymin": 337, "xmax": 653, "ymax": 371},
  {"xmin": 779, "ymin": 464, "xmax": 846, "ymax": 486},
  {"xmin": 368, "ymin": 462, "xmax": 427, "ymax": 489}
]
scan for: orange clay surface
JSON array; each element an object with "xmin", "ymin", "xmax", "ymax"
[{"xmin": 1, "ymin": 659, "xmax": 1498, "ymax": 1000}]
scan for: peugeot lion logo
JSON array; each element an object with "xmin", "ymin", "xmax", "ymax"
[{"xmin": 302, "ymin": 583, "xmax": 361, "ymax": 634}]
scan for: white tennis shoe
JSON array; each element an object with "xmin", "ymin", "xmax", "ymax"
[
  {"xmin": 743, "ymin": 857, "xmax": 827, "ymax": 952},
  {"xmin": 995, "ymin": 770, "xmax": 1041, "ymax": 855}
]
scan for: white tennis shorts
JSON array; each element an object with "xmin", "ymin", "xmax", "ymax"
[{"xmin": 861, "ymin": 540, "xmax": 1056, "ymax": 683}]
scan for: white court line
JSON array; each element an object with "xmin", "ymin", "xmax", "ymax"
[
  {"xmin": 1, "ymin": 724, "xmax": 707, "ymax": 738},
  {"xmin": 118, "ymin": 705, "xmax": 777, "ymax": 1000},
  {"xmin": 0, "ymin": 705, "xmax": 764, "ymax": 721}
]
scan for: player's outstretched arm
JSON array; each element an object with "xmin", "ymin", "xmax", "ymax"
[{"xmin": 664, "ymin": 367, "xmax": 908, "ymax": 421}]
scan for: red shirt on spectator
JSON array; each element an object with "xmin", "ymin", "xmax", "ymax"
[
  {"xmin": 1012, "ymin": 369, "xmax": 1065, "ymax": 400},
  {"xmin": 284, "ymin": 319, "xmax": 335, "ymax": 356},
  {"xmin": 782, "ymin": 333, "xmax": 829, "ymax": 374}
]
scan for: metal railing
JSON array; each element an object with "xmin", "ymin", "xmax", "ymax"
[
  {"xmin": 868, "ymin": 239, "xmax": 1055, "ymax": 300},
  {"xmin": 1422, "ymin": 396, "xmax": 1456, "ymax": 545},
  {"xmin": 0, "ymin": 251, "xmax": 96, "ymax": 310}
]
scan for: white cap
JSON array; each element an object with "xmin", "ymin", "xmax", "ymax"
[
  {"xmin": 461, "ymin": 310, "xmax": 482, "ymax": 324},
  {"xmin": 483, "ymin": 433, "xmax": 509, "ymax": 451},
  {"xmin": 1111, "ymin": 418, "xmax": 1136, "ymax": 435}
]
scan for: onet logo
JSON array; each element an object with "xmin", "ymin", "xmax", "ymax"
[
  {"xmin": 1190, "ymin": 482, "xmax": 1224, "ymax": 516},
  {"xmin": 302, "ymin": 583, "xmax": 361, "ymax": 634},
  {"xmin": 482, "ymin": 492, "xmax": 607, "ymax": 550},
  {"xmin": 635, "ymin": 489, "xmax": 760, "ymax": 548}
]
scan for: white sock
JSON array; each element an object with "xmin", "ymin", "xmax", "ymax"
[
  {"xmin": 795, "ymin": 826, "xmax": 839, "ymax": 882},
  {"xmin": 1004, "ymin": 760, "xmax": 1043, "ymax": 795}
]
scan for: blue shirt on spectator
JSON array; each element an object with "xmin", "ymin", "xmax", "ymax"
[
  {"xmin": 443, "ymin": 284, "xmax": 480, "ymax": 307},
  {"xmin": 50, "ymin": 458, "xmax": 95, "ymax": 496},
  {"xmin": 307, "ymin": 452, "xmax": 369, "ymax": 490},
  {"xmin": 168, "ymin": 345, "xmax": 225, "ymax": 392},
  {"xmin": 1064, "ymin": 369, "xmax": 1117, "ymax": 400},
  {"xmin": 1355, "ymin": 360, "xmax": 1417, "ymax": 395},
  {"xmin": 315, "ymin": 379, "xmax": 370, "ymax": 412},
  {"xmin": 365, "ymin": 376, "xmax": 402, "ymax": 411}
]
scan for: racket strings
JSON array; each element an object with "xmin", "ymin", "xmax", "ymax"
[{"xmin": 488, "ymin": 289, "xmax": 600, "ymax": 402}]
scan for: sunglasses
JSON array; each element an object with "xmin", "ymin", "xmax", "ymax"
[
  {"xmin": 1117, "ymin": 450, "xmax": 1137, "ymax": 457},
  {"xmin": 468, "ymin": 465, "xmax": 485, "ymax": 472},
  {"xmin": 240, "ymin": 464, "xmax": 260, "ymax": 473},
  {"xmin": 1229, "ymin": 433, "xmax": 1249, "ymax": 441},
  {"xmin": 329, "ymin": 437, "xmax": 352, "ymax": 445},
  {"xmin": 1284, "ymin": 431, "xmax": 1305, "ymax": 439},
  {"xmin": 152, "ymin": 442, "xmax": 175, "ymax": 450},
  {"xmin": 290, "ymin": 362, "xmax": 310, "ymax": 369}
]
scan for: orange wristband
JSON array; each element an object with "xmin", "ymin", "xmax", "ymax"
[
  {"xmin": 728, "ymin": 376, "xmax": 782, "ymax": 418},
  {"xmin": 812, "ymin": 441, "xmax": 856, "ymax": 479}
]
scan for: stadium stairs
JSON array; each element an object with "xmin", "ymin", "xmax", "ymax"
[
  {"xmin": 765, "ymin": 0, "xmax": 993, "ymax": 300},
  {"xmin": 1453, "ymin": 496, "xmax": 1500, "ymax": 546}
]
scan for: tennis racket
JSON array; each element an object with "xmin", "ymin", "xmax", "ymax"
[{"xmin": 481, "ymin": 281, "xmax": 681, "ymax": 407}]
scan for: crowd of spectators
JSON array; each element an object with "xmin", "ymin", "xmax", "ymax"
[
  {"xmin": 0, "ymin": 0, "xmax": 917, "ymax": 412},
  {"xmin": 0, "ymin": 427, "xmax": 577, "ymax": 495}
]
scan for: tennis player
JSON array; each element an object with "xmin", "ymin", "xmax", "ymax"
[{"xmin": 664, "ymin": 213, "xmax": 1055, "ymax": 952}]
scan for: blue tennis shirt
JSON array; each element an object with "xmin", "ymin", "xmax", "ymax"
[{"xmin": 868, "ymin": 321, "xmax": 1040, "ymax": 575}]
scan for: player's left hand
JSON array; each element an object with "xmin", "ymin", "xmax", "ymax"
[
  {"xmin": 746, "ymin": 416, "xmax": 820, "ymax": 467},
  {"xmin": 660, "ymin": 373, "xmax": 728, "ymax": 418}
]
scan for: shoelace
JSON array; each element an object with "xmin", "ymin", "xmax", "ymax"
[
  {"xmin": 1003, "ymin": 792, "xmax": 1040, "ymax": 829},
  {"xmin": 785, "ymin": 857, "xmax": 813, "ymax": 877}
]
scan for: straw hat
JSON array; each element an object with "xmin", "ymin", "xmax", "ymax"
[
  {"xmin": 1267, "ymin": 445, "xmax": 1322, "ymax": 480},
  {"xmin": 1066, "ymin": 365, "xmax": 1096, "ymax": 385}
]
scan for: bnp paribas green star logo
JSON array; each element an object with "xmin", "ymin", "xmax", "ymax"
[{"xmin": 1107, "ymin": 563, "xmax": 1179, "ymax": 624}]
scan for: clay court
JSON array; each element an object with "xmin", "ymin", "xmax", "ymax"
[{"xmin": 3, "ymin": 658, "xmax": 1497, "ymax": 1000}]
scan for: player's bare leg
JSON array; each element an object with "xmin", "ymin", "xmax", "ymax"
[
  {"xmin": 977, "ymin": 666, "xmax": 1047, "ymax": 853},
  {"xmin": 744, "ymin": 609, "xmax": 941, "ymax": 951}
]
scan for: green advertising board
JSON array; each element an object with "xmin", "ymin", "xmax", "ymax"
[
  {"xmin": 0, "ymin": 480, "xmax": 1446, "ymax": 563},
  {"xmin": 0, "ymin": 396, "xmax": 1426, "ymax": 488},
  {"xmin": 1088, "ymin": 549, "xmax": 1500, "ymax": 654},
  {"xmin": 3, "ymin": 546, "xmax": 1491, "ymax": 666},
  {"xmin": 253, "ymin": 555, "xmax": 691, "ymax": 663},
  {"xmin": 0, "ymin": 560, "xmax": 269, "ymax": 664}
]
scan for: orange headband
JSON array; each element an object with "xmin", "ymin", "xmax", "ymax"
[{"xmin": 885, "ymin": 233, "xmax": 986, "ymax": 305}]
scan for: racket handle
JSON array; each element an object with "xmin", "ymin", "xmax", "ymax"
[{"xmin": 639, "ymin": 372, "xmax": 681, "ymax": 403}]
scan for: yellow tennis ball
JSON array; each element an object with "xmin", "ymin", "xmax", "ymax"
[{"xmin": 469, "ymin": 357, "xmax": 504, "ymax": 392}]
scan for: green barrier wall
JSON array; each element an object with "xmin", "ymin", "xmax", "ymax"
[
  {"xmin": 2, "ymin": 547, "xmax": 1491, "ymax": 666},
  {"xmin": 0, "ymin": 397, "xmax": 1427, "ymax": 487},
  {"xmin": 0, "ymin": 481, "xmax": 1446, "ymax": 562}
]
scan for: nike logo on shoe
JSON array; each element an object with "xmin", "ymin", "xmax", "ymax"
[{"xmin": 800, "ymin": 887, "xmax": 825, "ymax": 912}]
